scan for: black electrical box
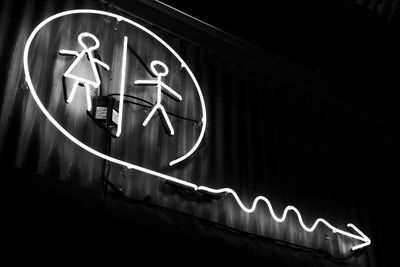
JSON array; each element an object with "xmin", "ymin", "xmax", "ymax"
[
  {"xmin": 109, "ymin": 97, "xmax": 119, "ymax": 128},
  {"xmin": 89, "ymin": 96, "xmax": 119, "ymax": 133}
]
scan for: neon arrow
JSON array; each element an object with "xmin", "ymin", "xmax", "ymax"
[{"xmin": 197, "ymin": 186, "xmax": 371, "ymax": 251}]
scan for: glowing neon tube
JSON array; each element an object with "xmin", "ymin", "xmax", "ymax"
[
  {"xmin": 115, "ymin": 36, "xmax": 128, "ymax": 137},
  {"xmin": 197, "ymin": 186, "xmax": 371, "ymax": 251}
]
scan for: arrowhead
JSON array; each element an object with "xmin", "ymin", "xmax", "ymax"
[{"xmin": 346, "ymin": 223, "xmax": 371, "ymax": 251}]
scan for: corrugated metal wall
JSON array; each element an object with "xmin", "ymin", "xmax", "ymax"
[{"xmin": 1, "ymin": 0, "xmax": 397, "ymax": 266}]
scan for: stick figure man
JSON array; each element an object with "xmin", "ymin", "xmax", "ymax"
[
  {"xmin": 134, "ymin": 60, "xmax": 182, "ymax": 136},
  {"xmin": 59, "ymin": 32, "xmax": 110, "ymax": 111}
]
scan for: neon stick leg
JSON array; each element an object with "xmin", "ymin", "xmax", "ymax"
[
  {"xmin": 143, "ymin": 105, "xmax": 158, "ymax": 126},
  {"xmin": 67, "ymin": 80, "xmax": 79, "ymax": 104},
  {"xmin": 84, "ymin": 83, "xmax": 92, "ymax": 111},
  {"xmin": 159, "ymin": 105, "xmax": 174, "ymax": 135}
]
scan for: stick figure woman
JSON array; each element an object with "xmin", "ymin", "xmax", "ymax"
[
  {"xmin": 59, "ymin": 32, "xmax": 110, "ymax": 111},
  {"xmin": 134, "ymin": 60, "xmax": 182, "ymax": 136}
]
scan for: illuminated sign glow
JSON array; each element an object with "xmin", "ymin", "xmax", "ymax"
[{"xmin": 23, "ymin": 9, "xmax": 371, "ymax": 252}]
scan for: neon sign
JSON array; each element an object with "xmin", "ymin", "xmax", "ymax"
[{"xmin": 23, "ymin": 9, "xmax": 370, "ymax": 252}]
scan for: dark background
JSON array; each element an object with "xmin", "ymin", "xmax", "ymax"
[
  {"xmin": 1, "ymin": 0, "xmax": 399, "ymax": 266},
  {"xmin": 162, "ymin": 0, "xmax": 400, "ymax": 125}
]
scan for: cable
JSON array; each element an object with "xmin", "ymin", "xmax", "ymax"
[
  {"xmin": 106, "ymin": 93, "xmax": 202, "ymax": 124},
  {"xmin": 127, "ymin": 44, "xmax": 157, "ymax": 78},
  {"xmin": 107, "ymin": 93, "xmax": 153, "ymax": 106},
  {"xmin": 101, "ymin": 131, "xmax": 112, "ymax": 204}
]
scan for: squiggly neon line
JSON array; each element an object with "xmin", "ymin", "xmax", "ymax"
[{"xmin": 197, "ymin": 186, "xmax": 371, "ymax": 251}]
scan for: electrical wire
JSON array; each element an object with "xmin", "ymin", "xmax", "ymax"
[
  {"xmin": 101, "ymin": 131, "xmax": 112, "ymax": 203},
  {"xmin": 127, "ymin": 44, "xmax": 157, "ymax": 78},
  {"xmin": 107, "ymin": 93, "xmax": 153, "ymax": 106},
  {"xmin": 106, "ymin": 93, "xmax": 202, "ymax": 124}
]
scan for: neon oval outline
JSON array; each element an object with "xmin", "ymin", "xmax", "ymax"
[{"xmin": 24, "ymin": 9, "xmax": 206, "ymax": 177}]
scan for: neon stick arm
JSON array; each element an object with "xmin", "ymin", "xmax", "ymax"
[
  {"xmin": 93, "ymin": 58, "xmax": 110, "ymax": 70},
  {"xmin": 59, "ymin": 49, "xmax": 79, "ymax": 56},
  {"xmin": 160, "ymin": 81, "xmax": 182, "ymax": 101},
  {"xmin": 134, "ymin": 80, "xmax": 157, "ymax": 86}
]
